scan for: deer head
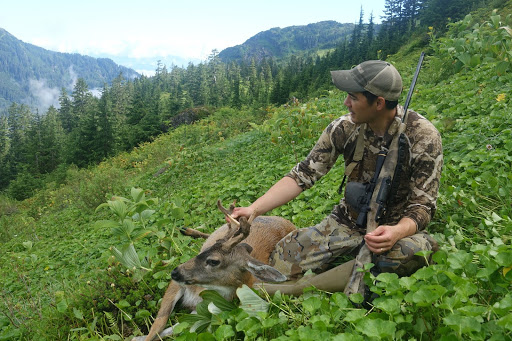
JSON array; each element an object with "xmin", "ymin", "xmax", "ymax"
[{"xmin": 171, "ymin": 201, "xmax": 286, "ymax": 296}]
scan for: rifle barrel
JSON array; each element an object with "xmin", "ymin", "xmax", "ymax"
[{"xmin": 402, "ymin": 52, "xmax": 425, "ymax": 121}]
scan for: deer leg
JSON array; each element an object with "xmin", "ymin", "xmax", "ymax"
[
  {"xmin": 180, "ymin": 227, "xmax": 211, "ymax": 239},
  {"xmin": 135, "ymin": 281, "xmax": 183, "ymax": 341},
  {"xmin": 254, "ymin": 259, "xmax": 355, "ymax": 296}
]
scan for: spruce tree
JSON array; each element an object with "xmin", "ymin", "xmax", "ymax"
[
  {"xmin": 40, "ymin": 106, "xmax": 65, "ymax": 172},
  {"xmin": 0, "ymin": 115, "xmax": 11, "ymax": 189}
]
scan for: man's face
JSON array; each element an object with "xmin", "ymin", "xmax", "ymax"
[{"xmin": 343, "ymin": 92, "xmax": 379, "ymax": 124}]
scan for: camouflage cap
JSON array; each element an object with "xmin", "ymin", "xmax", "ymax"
[{"xmin": 330, "ymin": 60, "xmax": 403, "ymax": 101}]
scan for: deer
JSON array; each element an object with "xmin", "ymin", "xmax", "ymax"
[{"xmin": 131, "ymin": 200, "xmax": 296, "ymax": 341}]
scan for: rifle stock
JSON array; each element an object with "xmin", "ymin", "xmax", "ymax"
[{"xmin": 355, "ymin": 150, "xmax": 387, "ymax": 228}]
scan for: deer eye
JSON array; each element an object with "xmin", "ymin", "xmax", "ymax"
[{"xmin": 206, "ymin": 258, "xmax": 221, "ymax": 267}]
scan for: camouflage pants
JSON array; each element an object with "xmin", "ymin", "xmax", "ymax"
[{"xmin": 269, "ymin": 215, "xmax": 438, "ymax": 279}]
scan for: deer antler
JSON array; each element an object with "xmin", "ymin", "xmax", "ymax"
[
  {"xmin": 248, "ymin": 208, "xmax": 259, "ymax": 225},
  {"xmin": 229, "ymin": 200, "xmax": 237, "ymax": 212},
  {"xmin": 222, "ymin": 216, "xmax": 251, "ymax": 251},
  {"xmin": 217, "ymin": 199, "xmax": 240, "ymax": 227}
]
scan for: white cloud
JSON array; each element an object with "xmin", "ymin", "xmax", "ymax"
[
  {"xmin": 37, "ymin": 29, "xmax": 227, "ymax": 64},
  {"xmin": 27, "ymin": 66, "xmax": 94, "ymax": 113},
  {"xmin": 90, "ymin": 88, "xmax": 103, "ymax": 98},
  {"xmin": 68, "ymin": 66, "xmax": 78, "ymax": 88},
  {"xmin": 136, "ymin": 69, "xmax": 157, "ymax": 77},
  {"xmin": 28, "ymin": 79, "xmax": 60, "ymax": 112}
]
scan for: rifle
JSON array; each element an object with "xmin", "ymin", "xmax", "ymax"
[{"xmin": 344, "ymin": 52, "xmax": 425, "ymax": 299}]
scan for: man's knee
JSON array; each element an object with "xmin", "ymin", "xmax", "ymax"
[
  {"xmin": 269, "ymin": 217, "xmax": 363, "ymax": 278},
  {"xmin": 374, "ymin": 232, "xmax": 438, "ymax": 277}
]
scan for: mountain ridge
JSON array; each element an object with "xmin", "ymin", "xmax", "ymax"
[
  {"xmin": 218, "ymin": 20, "xmax": 358, "ymax": 63},
  {"xmin": 0, "ymin": 27, "xmax": 139, "ymax": 113}
]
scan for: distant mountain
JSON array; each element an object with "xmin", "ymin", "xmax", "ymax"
[
  {"xmin": 87, "ymin": 53, "xmax": 203, "ymax": 76},
  {"xmin": 218, "ymin": 21, "xmax": 356, "ymax": 63},
  {"xmin": 0, "ymin": 28, "xmax": 139, "ymax": 114}
]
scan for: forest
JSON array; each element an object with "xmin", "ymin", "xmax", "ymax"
[
  {"xmin": 1, "ymin": 0, "xmax": 511, "ymax": 339},
  {"xmin": 0, "ymin": 0, "xmax": 494, "ymax": 200}
]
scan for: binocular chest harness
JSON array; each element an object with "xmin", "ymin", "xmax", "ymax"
[{"xmin": 341, "ymin": 109, "xmax": 409, "ymax": 228}]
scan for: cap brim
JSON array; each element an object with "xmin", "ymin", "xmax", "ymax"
[{"xmin": 330, "ymin": 70, "xmax": 365, "ymax": 93}]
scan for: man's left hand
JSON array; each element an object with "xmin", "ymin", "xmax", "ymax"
[{"xmin": 364, "ymin": 217, "xmax": 417, "ymax": 254}]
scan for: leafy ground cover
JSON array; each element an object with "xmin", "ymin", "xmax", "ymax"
[{"xmin": 1, "ymin": 7, "xmax": 512, "ymax": 341}]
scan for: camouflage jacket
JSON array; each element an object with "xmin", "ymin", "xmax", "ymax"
[{"xmin": 287, "ymin": 105, "xmax": 443, "ymax": 232}]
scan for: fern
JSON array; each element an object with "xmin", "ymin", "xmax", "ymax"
[{"xmin": 104, "ymin": 311, "xmax": 121, "ymax": 335}]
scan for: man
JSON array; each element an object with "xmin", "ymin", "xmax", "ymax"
[{"xmin": 232, "ymin": 60, "xmax": 442, "ymax": 282}]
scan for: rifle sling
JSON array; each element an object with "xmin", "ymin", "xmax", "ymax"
[{"xmin": 338, "ymin": 123, "xmax": 367, "ymax": 194}]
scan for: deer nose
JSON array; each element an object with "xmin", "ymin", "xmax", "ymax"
[{"xmin": 171, "ymin": 268, "xmax": 183, "ymax": 282}]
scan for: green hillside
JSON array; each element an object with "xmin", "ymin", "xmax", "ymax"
[{"xmin": 1, "ymin": 5, "xmax": 512, "ymax": 341}]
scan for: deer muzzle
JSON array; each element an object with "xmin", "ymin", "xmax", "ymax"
[{"xmin": 171, "ymin": 267, "xmax": 193, "ymax": 284}]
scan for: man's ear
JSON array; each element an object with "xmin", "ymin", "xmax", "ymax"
[{"xmin": 376, "ymin": 96, "xmax": 386, "ymax": 110}]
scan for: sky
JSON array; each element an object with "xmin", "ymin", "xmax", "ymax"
[{"xmin": 1, "ymin": 0, "xmax": 387, "ymax": 75}]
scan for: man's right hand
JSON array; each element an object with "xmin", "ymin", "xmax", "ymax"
[
  {"xmin": 228, "ymin": 176, "xmax": 302, "ymax": 222},
  {"xmin": 231, "ymin": 206, "xmax": 256, "ymax": 220}
]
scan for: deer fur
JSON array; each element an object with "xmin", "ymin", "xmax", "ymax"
[{"xmin": 132, "ymin": 200, "xmax": 296, "ymax": 341}]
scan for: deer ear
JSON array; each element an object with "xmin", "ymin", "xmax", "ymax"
[
  {"xmin": 245, "ymin": 259, "xmax": 287, "ymax": 282},
  {"xmin": 239, "ymin": 243, "xmax": 253, "ymax": 254}
]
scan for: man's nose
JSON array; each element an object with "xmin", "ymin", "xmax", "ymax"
[{"xmin": 343, "ymin": 96, "xmax": 351, "ymax": 108}]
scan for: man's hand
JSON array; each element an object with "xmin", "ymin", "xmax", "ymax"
[
  {"xmin": 228, "ymin": 176, "xmax": 302, "ymax": 222},
  {"xmin": 364, "ymin": 217, "xmax": 417, "ymax": 254},
  {"xmin": 364, "ymin": 225, "xmax": 400, "ymax": 254},
  {"xmin": 231, "ymin": 207, "xmax": 255, "ymax": 220}
]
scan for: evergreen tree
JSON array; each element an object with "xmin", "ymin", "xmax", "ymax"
[
  {"xmin": 1, "ymin": 103, "xmax": 34, "ymax": 190},
  {"xmin": 40, "ymin": 106, "xmax": 65, "ymax": 173},
  {"xmin": 126, "ymin": 76, "xmax": 152, "ymax": 148},
  {"xmin": 376, "ymin": 0, "xmax": 407, "ymax": 56},
  {"xmin": 248, "ymin": 58, "xmax": 259, "ymax": 105},
  {"xmin": 207, "ymin": 50, "xmax": 221, "ymax": 106},
  {"xmin": 26, "ymin": 111, "xmax": 43, "ymax": 173},
  {"xmin": 109, "ymin": 73, "xmax": 133, "ymax": 150},
  {"xmin": 0, "ymin": 115, "xmax": 11, "ymax": 188},
  {"xmin": 95, "ymin": 84, "xmax": 115, "ymax": 160},
  {"xmin": 158, "ymin": 92, "xmax": 173, "ymax": 126},
  {"xmin": 229, "ymin": 63, "xmax": 243, "ymax": 109},
  {"xmin": 6, "ymin": 103, "xmax": 33, "ymax": 168},
  {"xmin": 403, "ymin": 0, "xmax": 424, "ymax": 28},
  {"xmin": 58, "ymin": 87, "xmax": 74, "ymax": 133},
  {"xmin": 72, "ymin": 78, "xmax": 93, "ymax": 119},
  {"xmin": 420, "ymin": 0, "xmax": 478, "ymax": 30},
  {"xmin": 362, "ymin": 12, "xmax": 376, "ymax": 60},
  {"xmin": 0, "ymin": 115, "xmax": 9, "ymax": 159},
  {"xmin": 69, "ymin": 78, "xmax": 99, "ymax": 166},
  {"xmin": 348, "ymin": 7, "xmax": 365, "ymax": 65}
]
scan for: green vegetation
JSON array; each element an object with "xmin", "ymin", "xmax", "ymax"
[{"xmin": 1, "ymin": 1, "xmax": 512, "ymax": 340}]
